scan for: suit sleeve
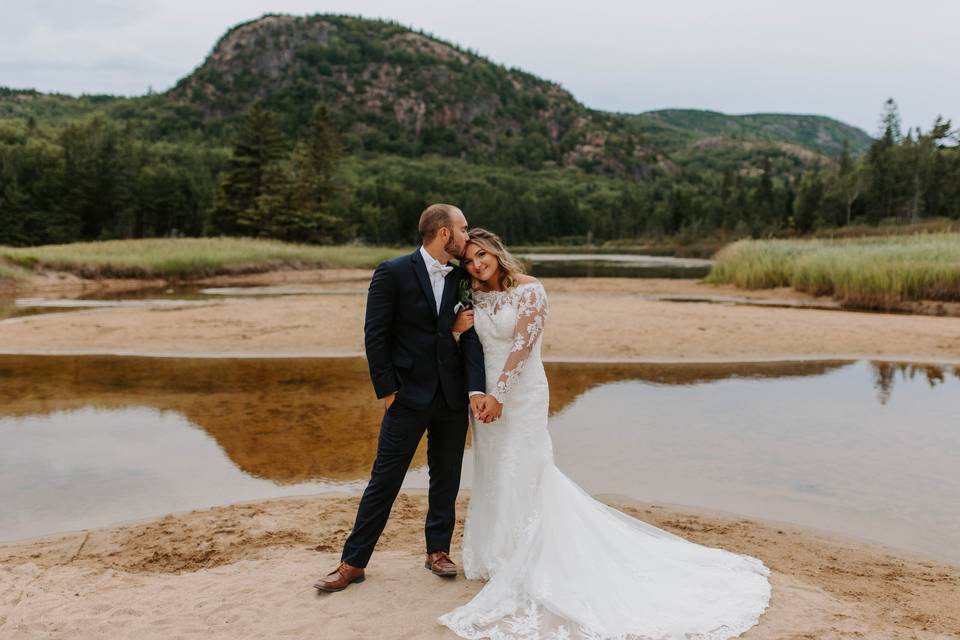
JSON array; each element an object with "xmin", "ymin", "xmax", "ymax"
[
  {"xmin": 460, "ymin": 326, "xmax": 486, "ymax": 395},
  {"xmin": 364, "ymin": 262, "xmax": 398, "ymax": 398},
  {"xmin": 458, "ymin": 273, "xmax": 486, "ymax": 394}
]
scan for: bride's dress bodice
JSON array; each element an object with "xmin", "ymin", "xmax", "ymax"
[
  {"xmin": 442, "ymin": 281, "xmax": 771, "ymax": 640},
  {"xmin": 472, "ymin": 282, "xmax": 549, "ymax": 403}
]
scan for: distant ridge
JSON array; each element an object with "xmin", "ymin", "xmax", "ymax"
[
  {"xmin": 162, "ymin": 13, "xmax": 872, "ymax": 174},
  {"xmin": 1, "ymin": 13, "xmax": 874, "ymax": 177}
]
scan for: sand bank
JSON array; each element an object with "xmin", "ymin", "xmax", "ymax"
[{"xmin": 1, "ymin": 271, "xmax": 959, "ymax": 363}]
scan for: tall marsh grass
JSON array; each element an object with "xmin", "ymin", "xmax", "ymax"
[
  {"xmin": 706, "ymin": 233, "xmax": 960, "ymax": 308},
  {"xmin": 0, "ymin": 238, "xmax": 409, "ymax": 279}
]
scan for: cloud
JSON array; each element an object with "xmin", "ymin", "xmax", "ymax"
[{"xmin": 0, "ymin": 0, "xmax": 957, "ymax": 133}]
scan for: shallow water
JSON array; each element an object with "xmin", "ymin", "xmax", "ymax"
[
  {"xmin": 0, "ymin": 284, "xmax": 365, "ymax": 321},
  {"xmin": 0, "ymin": 356, "xmax": 957, "ymax": 564},
  {"xmin": 521, "ymin": 253, "xmax": 712, "ymax": 278}
]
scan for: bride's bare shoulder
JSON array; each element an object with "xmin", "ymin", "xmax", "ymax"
[{"xmin": 516, "ymin": 275, "xmax": 540, "ymax": 286}]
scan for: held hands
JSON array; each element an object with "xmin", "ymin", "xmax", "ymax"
[
  {"xmin": 451, "ymin": 308, "xmax": 475, "ymax": 333},
  {"xmin": 469, "ymin": 393, "xmax": 484, "ymax": 418},
  {"xmin": 470, "ymin": 394, "xmax": 503, "ymax": 423},
  {"xmin": 384, "ymin": 392, "xmax": 397, "ymax": 411}
]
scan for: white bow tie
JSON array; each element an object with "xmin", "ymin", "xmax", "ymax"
[{"xmin": 428, "ymin": 263, "xmax": 453, "ymax": 277}]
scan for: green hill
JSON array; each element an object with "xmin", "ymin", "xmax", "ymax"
[
  {"xmin": 10, "ymin": 13, "xmax": 947, "ymax": 253},
  {"xmin": 1, "ymin": 14, "xmax": 872, "ymax": 177},
  {"xmin": 643, "ymin": 109, "xmax": 873, "ymax": 156}
]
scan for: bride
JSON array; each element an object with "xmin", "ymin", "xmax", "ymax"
[{"xmin": 440, "ymin": 228, "xmax": 771, "ymax": 640}]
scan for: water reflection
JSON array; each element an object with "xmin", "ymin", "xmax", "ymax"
[
  {"xmin": 871, "ymin": 361, "xmax": 959, "ymax": 404},
  {"xmin": 1, "ymin": 356, "xmax": 958, "ymax": 564},
  {"xmin": 0, "ymin": 356, "xmax": 841, "ymax": 485},
  {"xmin": 0, "ymin": 357, "xmax": 385, "ymax": 484},
  {"xmin": 547, "ymin": 360, "xmax": 960, "ymax": 563}
]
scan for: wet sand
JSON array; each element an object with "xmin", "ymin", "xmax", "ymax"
[
  {"xmin": 1, "ymin": 270, "xmax": 960, "ymax": 363},
  {"xmin": 2, "ymin": 269, "xmax": 960, "ymax": 638}
]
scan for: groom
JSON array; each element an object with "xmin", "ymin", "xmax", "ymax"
[{"xmin": 314, "ymin": 204, "xmax": 487, "ymax": 592}]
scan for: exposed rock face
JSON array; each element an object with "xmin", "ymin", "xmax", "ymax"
[
  {"xmin": 166, "ymin": 14, "xmax": 660, "ymax": 176},
  {"xmin": 165, "ymin": 14, "xmax": 869, "ymax": 177}
]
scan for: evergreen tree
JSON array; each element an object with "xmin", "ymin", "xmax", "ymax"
[
  {"xmin": 207, "ymin": 104, "xmax": 287, "ymax": 235},
  {"xmin": 878, "ymin": 98, "xmax": 902, "ymax": 144},
  {"xmin": 836, "ymin": 139, "xmax": 864, "ymax": 225},
  {"xmin": 284, "ymin": 104, "xmax": 345, "ymax": 242},
  {"xmin": 865, "ymin": 99, "xmax": 906, "ymax": 222},
  {"xmin": 238, "ymin": 160, "xmax": 293, "ymax": 237},
  {"xmin": 794, "ymin": 170, "xmax": 824, "ymax": 233}
]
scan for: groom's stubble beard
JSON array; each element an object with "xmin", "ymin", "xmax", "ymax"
[{"xmin": 444, "ymin": 232, "xmax": 465, "ymax": 260}]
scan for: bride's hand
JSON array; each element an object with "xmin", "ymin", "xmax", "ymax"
[
  {"xmin": 452, "ymin": 308, "xmax": 474, "ymax": 333},
  {"xmin": 478, "ymin": 395, "xmax": 502, "ymax": 423}
]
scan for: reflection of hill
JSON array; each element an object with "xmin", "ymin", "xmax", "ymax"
[
  {"xmin": 544, "ymin": 360, "xmax": 853, "ymax": 415},
  {"xmin": 0, "ymin": 356, "xmax": 862, "ymax": 484},
  {"xmin": 0, "ymin": 356, "xmax": 386, "ymax": 484}
]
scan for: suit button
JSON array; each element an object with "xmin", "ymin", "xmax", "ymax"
[{"xmin": 437, "ymin": 331, "xmax": 443, "ymax": 337}]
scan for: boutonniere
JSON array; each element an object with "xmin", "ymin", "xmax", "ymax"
[{"xmin": 453, "ymin": 278, "xmax": 473, "ymax": 315}]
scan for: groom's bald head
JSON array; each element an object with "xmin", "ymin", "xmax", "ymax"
[{"xmin": 419, "ymin": 204, "xmax": 462, "ymax": 242}]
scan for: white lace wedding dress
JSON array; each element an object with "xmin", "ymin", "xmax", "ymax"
[{"xmin": 438, "ymin": 281, "xmax": 771, "ymax": 640}]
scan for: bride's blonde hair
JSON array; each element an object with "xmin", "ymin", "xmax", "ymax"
[{"xmin": 466, "ymin": 228, "xmax": 526, "ymax": 290}]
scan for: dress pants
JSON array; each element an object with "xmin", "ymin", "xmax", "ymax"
[{"xmin": 341, "ymin": 388, "xmax": 469, "ymax": 568}]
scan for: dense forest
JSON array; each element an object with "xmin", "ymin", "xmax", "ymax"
[{"xmin": 0, "ymin": 14, "xmax": 957, "ymax": 248}]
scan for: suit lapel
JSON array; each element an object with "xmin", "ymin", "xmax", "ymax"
[
  {"xmin": 438, "ymin": 269, "xmax": 457, "ymax": 318},
  {"xmin": 410, "ymin": 249, "xmax": 438, "ymax": 318}
]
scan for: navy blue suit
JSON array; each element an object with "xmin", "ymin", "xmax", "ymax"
[{"xmin": 341, "ymin": 248, "xmax": 486, "ymax": 567}]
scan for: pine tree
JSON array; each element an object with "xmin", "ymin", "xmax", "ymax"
[
  {"xmin": 207, "ymin": 104, "xmax": 287, "ymax": 235},
  {"xmin": 283, "ymin": 104, "xmax": 344, "ymax": 242},
  {"xmin": 238, "ymin": 160, "xmax": 293, "ymax": 237},
  {"xmin": 865, "ymin": 99, "xmax": 905, "ymax": 222},
  {"xmin": 878, "ymin": 98, "xmax": 903, "ymax": 144},
  {"xmin": 0, "ymin": 171, "xmax": 30, "ymax": 246},
  {"xmin": 59, "ymin": 116, "xmax": 128, "ymax": 240},
  {"xmin": 794, "ymin": 171, "xmax": 824, "ymax": 233},
  {"xmin": 755, "ymin": 155, "xmax": 776, "ymax": 223},
  {"xmin": 836, "ymin": 139, "xmax": 864, "ymax": 225}
]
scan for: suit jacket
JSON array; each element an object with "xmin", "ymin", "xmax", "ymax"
[{"xmin": 364, "ymin": 248, "xmax": 486, "ymax": 411}]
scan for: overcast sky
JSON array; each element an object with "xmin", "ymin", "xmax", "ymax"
[{"xmin": 2, "ymin": 0, "xmax": 957, "ymax": 135}]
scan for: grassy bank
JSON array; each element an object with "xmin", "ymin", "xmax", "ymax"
[
  {"xmin": 706, "ymin": 232, "xmax": 960, "ymax": 308},
  {"xmin": 0, "ymin": 261, "xmax": 25, "ymax": 281},
  {"xmin": 0, "ymin": 238, "xmax": 409, "ymax": 279}
]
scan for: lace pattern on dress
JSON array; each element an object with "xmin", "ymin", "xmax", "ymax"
[
  {"xmin": 473, "ymin": 282, "xmax": 548, "ymax": 404},
  {"xmin": 444, "ymin": 279, "xmax": 771, "ymax": 640}
]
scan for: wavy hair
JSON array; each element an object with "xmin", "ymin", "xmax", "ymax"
[{"xmin": 465, "ymin": 228, "xmax": 527, "ymax": 290}]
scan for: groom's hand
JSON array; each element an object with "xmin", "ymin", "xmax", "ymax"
[
  {"xmin": 469, "ymin": 394, "xmax": 485, "ymax": 420},
  {"xmin": 384, "ymin": 392, "xmax": 397, "ymax": 411}
]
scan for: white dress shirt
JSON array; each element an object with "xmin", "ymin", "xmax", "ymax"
[{"xmin": 419, "ymin": 245, "xmax": 450, "ymax": 315}]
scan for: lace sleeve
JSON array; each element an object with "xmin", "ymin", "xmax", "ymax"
[{"xmin": 492, "ymin": 282, "xmax": 548, "ymax": 403}]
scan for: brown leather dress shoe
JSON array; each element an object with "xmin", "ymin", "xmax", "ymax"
[
  {"xmin": 424, "ymin": 551, "xmax": 458, "ymax": 577},
  {"xmin": 313, "ymin": 562, "xmax": 365, "ymax": 592}
]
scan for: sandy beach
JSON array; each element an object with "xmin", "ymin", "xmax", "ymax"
[
  {"xmin": 2, "ymin": 269, "xmax": 960, "ymax": 363},
  {"xmin": 2, "ymin": 269, "xmax": 959, "ymax": 639},
  {"xmin": 1, "ymin": 492, "xmax": 958, "ymax": 639}
]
